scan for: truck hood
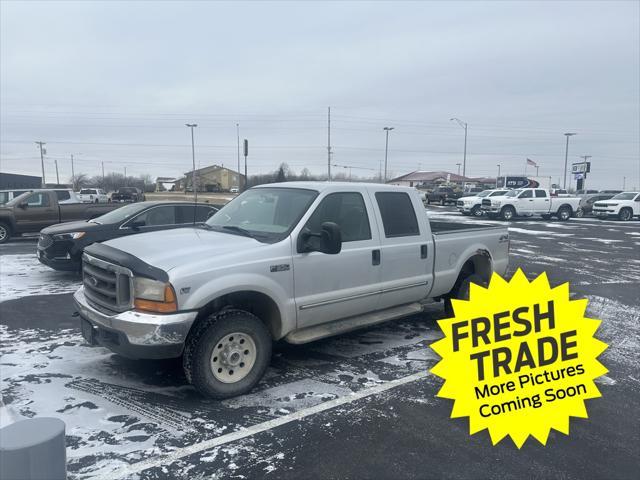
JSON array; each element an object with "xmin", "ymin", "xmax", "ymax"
[{"xmin": 102, "ymin": 227, "xmax": 261, "ymax": 271}]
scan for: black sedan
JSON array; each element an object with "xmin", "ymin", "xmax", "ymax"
[{"xmin": 37, "ymin": 201, "xmax": 218, "ymax": 271}]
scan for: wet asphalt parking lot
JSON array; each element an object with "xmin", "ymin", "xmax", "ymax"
[{"xmin": 1, "ymin": 206, "xmax": 639, "ymax": 480}]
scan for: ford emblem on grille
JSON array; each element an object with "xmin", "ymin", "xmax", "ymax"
[{"xmin": 87, "ymin": 276, "xmax": 98, "ymax": 287}]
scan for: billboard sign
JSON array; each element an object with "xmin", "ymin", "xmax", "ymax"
[{"xmin": 571, "ymin": 162, "xmax": 591, "ymax": 174}]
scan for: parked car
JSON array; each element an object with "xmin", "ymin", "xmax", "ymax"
[
  {"xmin": 426, "ymin": 186, "xmax": 462, "ymax": 205},
  {"xmin": 577, "ymin": 193, "xmax": 616, "ymax": 217},
  {"xmin": 599, "ymin": 190, "xmax": 623, "ymax": 194},
  {"xmin": 38, "ymin": 202, "xmax": 218, "ymax": 271},
  {"xmin": 78, "ymin": 188, "xmax": 109, "ymax": 203},
  {"xmin": 456, "ymin": 189, "xmax": 509, "ymax": 216},
  {"xmin": 230, "ymin": 187, "xmax": 239, "ymax": 193},
  {"xmin": 592, "ymin": 192, "xmax": 640, "ymax": 221},
  {"xmin": 0, "ymin": 190, "xmax": 120, "ymax": 244},
  {"xmin": 481, "ymin": 188, "xmax": 581, "ymax": 221},
  {"xmin": 112, "ymin": 187, "xmax": 144, "ymax": 202},
  {"xmin": 73, "ymin": 182, "xmax": 510, "ymax": 398}
]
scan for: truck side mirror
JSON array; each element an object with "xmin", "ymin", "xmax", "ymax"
[{"xmin": 298, "ymin": 222, "xmax": 342, "ymax": 254}]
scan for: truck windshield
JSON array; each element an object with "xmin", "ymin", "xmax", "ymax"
[
  {"xmin": 477, "ymin": 191, "xmax": 491, "ymax": 197},
  {"xmin": 90, "ymin": 203, "xmax": 148, "ymax": 224},
  {"xmin": 206, "ymin": 187, "xmax": 318, "ymax": 241},
  {"xmin": 505, "ymin": 190, "xmax": 522, "ymax": 197},
  {"xmin": 611, "ymin": 192, "xmax": 638, "ymax": 200}
]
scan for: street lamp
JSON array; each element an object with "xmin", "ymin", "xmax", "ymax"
[
  {"xmin": 563, "ymin": 132, "xmax": 577, "ymax": 189},
  {"xmin": 450, "ymin": 118, "xmax": 468, "ymax": 177},
  {"xmin": 496, "ymin": 164, "xmax": 501, "ymax": 188},
  {"xmin": 186, "ymin": 123, "xmax": 198, "ymax": 203},
  {"xmin": 383, "ymin": 127, "xmax": 394, "ymax": 183}
]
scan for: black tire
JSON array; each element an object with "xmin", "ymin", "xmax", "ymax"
[
  {"xmin": 618, "ymin": 208, "xmax": 633, "ymax": 221},
  {"xmin": 471, "ymin": 205, "xmax": 483, "ymax": 217},
  {"xmin": 183, "ymin": 309, "xmax": 272, "ymax": 399},
  {"xmin": 0, "ymin": 222, "xmax": 11, "ymax": 244},
  {"xmin": 500, "ymin": 206, "xmax": 516, "ymax": 221},
  {"xmin": 445, "ymin": 273, "xmax": 486, "ymax": 316},
  {"xmin": 557, "ymin": 206, "xmax": 571, "ymax": 221}
]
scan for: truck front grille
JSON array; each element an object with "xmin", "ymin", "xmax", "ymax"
[
  {"xmin": 456, "ymin": 200, "xmax": 464, "ymax": 207},
  {"xmin": 82, "ymin": 254, "xmax": 133, "ymax": 314}
]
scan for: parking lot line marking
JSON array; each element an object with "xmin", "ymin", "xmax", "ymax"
[{"xmin": 90, "ymin": 370, "xmax": 431, "ymax": 479}]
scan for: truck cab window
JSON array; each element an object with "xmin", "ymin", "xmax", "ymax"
[
  {"xmin": 56, "ymin": 190, "xmax": 71, "ymax": 201},
  {"xmin": 519, "ymin": 190, "xmax": 533, "ymax": 198},
  {"xmin": 304, "ymin": 192, "xmax": 371, "ymax": 242},
  {"xmin": 375, "ymin": 192, "xmax": 420, "ymax": 237},
  {"xmin": 26, "ymin": 193, "xmax": 49, "ymax": 207},
  {"xmin": 535, "ymin": 190, "xmax": 547, "ymax": 198}
]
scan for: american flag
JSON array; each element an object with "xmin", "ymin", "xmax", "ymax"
[{"xmin": 526, "ymin": 158, "xmax": 537, "ymax": 166}]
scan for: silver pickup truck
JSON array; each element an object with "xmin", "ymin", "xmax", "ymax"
[{"xmin": 74, "ymin": 182, "xmax": 509, "ymax": 398}]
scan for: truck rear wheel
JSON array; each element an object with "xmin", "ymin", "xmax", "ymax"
[
  {"xmin": 444, "ymin": 273, "xmax": 486, "ymax": 316},
  {"xmin": 183, "ymin": 309, "xmax": 272, "ymax": 399},
  {"xmin": 0, "ymin": 222, "xmax": 11, "ymax": 244},
  {"xmin": 618, "ymin": 208, "xmax": 633, "ymax": 221},
  {"xmin": 557, "ymin": 206, "xmax": 571, "ymax": 221}
]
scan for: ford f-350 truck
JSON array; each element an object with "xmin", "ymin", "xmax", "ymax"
[{"xmin": 73, "ymin": 182, "xmax": 510, "ymax": 398}]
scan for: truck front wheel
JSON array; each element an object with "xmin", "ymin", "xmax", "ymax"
[
  {"xmin": 500, "ymin": 206, "xmax": 516, "ymax": 221},
  {"xmin": 444, "ymin": 273, "xmax": 486, "ymax": 316},
  {"xmin": 0, "ymin": 222, "xmax": 11, "ymax": 244},
  {"xmin": 618, "ymin": 208, "xmax": 633, "ymax": 221},
  {"xmin": 183, "ymin": 309, "xmax": 272, "ymax": 399}
]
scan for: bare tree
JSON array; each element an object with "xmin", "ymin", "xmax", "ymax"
[{"xmin": 70, "ymin": 173, "xmax": 90, "ymax": 190}]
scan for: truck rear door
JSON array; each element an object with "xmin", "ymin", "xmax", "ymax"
[
  {"xmin": 292, "ymin": 190, "xmax": 382, "ymax": 328},
  {"xmin": 369, "ymin": 189, "xmax": 433, "ymax": 309},
  {"xmin": 533, "ymin": 189, "xmax": 550, "ymax": 213}
]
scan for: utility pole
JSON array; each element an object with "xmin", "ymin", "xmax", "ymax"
[
  {"xmin": 327, "ymin": 107, "xmax": 332, "ymax": 181},
  {"xmin": 622, "ymin": 176, "xmax": 626, "ymax": 190},
  {"xmin": 450, "ymin": 118, "xmax": 468, "ymax": 177},
  {"xmin": 35, "ymin": 141, "xmax": 46, "ymax": 187},
  {"xmin": 101, "ymin": 161, "xmax": 105, "ymax": 185},
  {"xmin": 54, "ymin": 159, "xmax": 60, "ymax": 185},
  {"xmin": 185, "ymin": 124, "xmax": 198, "ymax": 203},
  {"xmin": 124, "ymin": 166, "xmax": 127, "ymax": 186},
  {"xmin": 456, "ymin": 163, "xmax": 461, "ymax": 176},
  {"xmin": 236, "ymin": 123, "xmax": 241, "ymax": 189},
  {"xmin": 383, "ymin": 126, "xmax": 394, "ymax": 182},
  {"xmin": 563, "ymin": 132, "xmax": 577, "ymax": 189},
  {"xmin": 496, "ymin": 164, "xmax": 501, "ymax": 188},
  {"xmin": 243, "ymin": 139, "xmax": 248, "ymax": 187},
  {"xmin": 70, "ymin": 155, "xmax": 76, "ymax": 189}
]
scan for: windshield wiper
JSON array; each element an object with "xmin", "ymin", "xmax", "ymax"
[{"xmin": 221, "ymin": 225, "xmax": 255, "ymax": 238}]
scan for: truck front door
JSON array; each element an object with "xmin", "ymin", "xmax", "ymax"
[
  {"xmin": 292, "ymin": 191, "xmax": 382, "ymax": 328},
  {"xmin": 14, "ymin": 192, "xmax": 56, "ymax": 233},
  {"xmin": 517, "ymin": 189, "xmax": 535, "ymax": 215}
]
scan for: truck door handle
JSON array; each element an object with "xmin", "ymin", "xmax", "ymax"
[
  {"xmin": 528, "ymin": 199, "xmax": 534, "ymax": 202},
  {"xmin": 420, "ymin": 244, "xmax": 428, "ymax": 259},
  {"xmin": 372, "ymin": 249, "xmax": 381, "ymax": 266}
]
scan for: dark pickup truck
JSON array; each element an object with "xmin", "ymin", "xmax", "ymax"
[
  {"xmin": 426, "ymin": 186, "xmax": 463, "ymax": 205},
  {"xmin": 111, "ymin": 187, "xmax": 145, "ymax": 203},
  {"xmin": 0, "ymin": 190, "xmax": 121, "ymax": 243}
]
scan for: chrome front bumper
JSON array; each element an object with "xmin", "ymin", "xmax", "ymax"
[{"xmin": 73, "ymin": 287, "xmax": 197, "ymax": 347}]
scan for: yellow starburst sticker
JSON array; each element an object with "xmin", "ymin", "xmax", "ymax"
[{"xmin": 430, "ymin": 269, "xmax": 608, "ymax": 448}]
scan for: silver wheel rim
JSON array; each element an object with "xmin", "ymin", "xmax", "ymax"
[
  {"xmin": 504, "ymin": 209, "xmax": 513, "ymax": 220},
  {"xmin": 621, "ymin": 210, "xmax": 630, "ymax": 221},
  {"xmin": 0, "ymin": 226, "xmax": 6, "ymax": 241},
  {"xmin": 474, "ymin": 208, "xmax": 482, "ymax": 216},
  {"xmin": 560, "ymin": 210, "xmax": 569, "ymax": 220},
  {"xmin": 210, "ymin": 332, "xmax": 257, "ymax": 383}
]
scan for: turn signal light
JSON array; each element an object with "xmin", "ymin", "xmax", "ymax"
[{"xmin": 134, "ymin": 285, "xmax": 177, "ymax": 313}]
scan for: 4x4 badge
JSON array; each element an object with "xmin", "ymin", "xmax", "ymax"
[{"xmin": 270, "ymin": 264, "xmax": 290, "ymax": 273}]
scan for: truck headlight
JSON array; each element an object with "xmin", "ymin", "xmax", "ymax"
[
  {"xmin": 133, "ymin": 277, "xmax": 177, "ymax": 313},
  {"xmin": 492, "ymin": 201, "xmax": 501, "ymax": 206},
  {"xmin": 53, "ymin": 232, "xmax": 86, "ymax": 240}
]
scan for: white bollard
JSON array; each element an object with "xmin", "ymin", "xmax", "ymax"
[{"xmin": 0, "ymin": 417, "xmax": 66, "ymax": 480}]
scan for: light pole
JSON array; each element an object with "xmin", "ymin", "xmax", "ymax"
[
  {"xmin": 383, "ymin": 127, "xmax": 394, "ymax": 182},
  {"xmin": 54, "ymin": 159, "xmax": 60, "ymax": 185},
  {"xmin": 236, "ymin": 123, "xmax": 241, "ymax": 189},
  {"xmin": 35, "ymin": 141, "xmax": 46, "ymax": 187},
  {"xmin": 563, "ymin": 132, "xmax": 577, "ymax": 189},
  {"xmin": 496, "ymin": 164, "xmax": 501, "ymax": 187},
  {"xmin": 450, "ymin": 118, "xmax": 468, "ymax": 177},
  {"xmin": 186, "ymin": 123, "xmax": 198, "ymax": 203},
  {"xmin": 456, "ymin": 163, "xmax": 461, "ymax": 176}
]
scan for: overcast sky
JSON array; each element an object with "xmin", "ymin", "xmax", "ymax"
[{"xmin": 1, "ymin": 0, "xmax": 639, "ymax": 189}]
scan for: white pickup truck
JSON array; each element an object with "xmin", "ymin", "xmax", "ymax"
[
  {"xmin": 456, "ymin": 189, "xmax": 509, "ymax": 216},
  {"xmin": 73, "ymin": 182, "xmax": 509, "ymax": 398},
  {"xmin": 78, "ymin": 188, "xmax": 109, "ymax": 203},
  {"xmin": 481, "ymin": 188, "xmax": 581, "ymax": 221},
  {"xmin": 592, "ymin": 192, "xmax": 640, "ymax": 221}
]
